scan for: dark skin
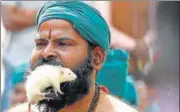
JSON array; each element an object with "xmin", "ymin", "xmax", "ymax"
[
  {"xmin": 31, "ymin": 19, "xmax": 105, "ymax": 112},
  {"xmin": 1, "ymin": 5, "xmax": 37, "ymax": 31}
]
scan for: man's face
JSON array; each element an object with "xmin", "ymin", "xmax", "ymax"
[
  {"xmin": 31, "ymin": 19, "xmax": 90, "ymax": 70},
  {"xmin": 29, "ymin": 19, "xmax": 96, "ymax": 111}
]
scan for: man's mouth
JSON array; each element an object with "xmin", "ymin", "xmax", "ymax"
[
  {"xmin": 41, "ymin": 83, "xmax": 68, "ymax": 100},
  {"xmin": 43, "ymin": 87, "xmax": 58, "ymax": 99},
  {"xmin": 36, "ymin": 83, "xmax": 69, "ymax": 112}
]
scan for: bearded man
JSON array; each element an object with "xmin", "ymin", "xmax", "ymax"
[{"xmin": 8, "ymin": 1, "xmax": 140, "ymax": 112}]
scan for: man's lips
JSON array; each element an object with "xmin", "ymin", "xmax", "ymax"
[
  {"xmin": 43, "ymin": 87, "xmax": 57, "ymax": 98},
  {"xmin": 41, "ymin": 82, "xmax": 67, "ymax": 101},
  {"xmin": 42, "ymin": 86, "xmax": 62, "ymax": 100}
]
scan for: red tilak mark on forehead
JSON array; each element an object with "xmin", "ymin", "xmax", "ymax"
[{"xmin": 48, "ymin": 29, "xmax": 52, "ymax": 39}]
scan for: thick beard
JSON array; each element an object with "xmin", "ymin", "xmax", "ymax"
[{"xmin": 26, "ymin": 48, "xmax": 93, "ymax": 112}]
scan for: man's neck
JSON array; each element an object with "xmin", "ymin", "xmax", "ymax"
[{"xmin": 59, "ymin": 83, "xmax": 96, "ymax": 112}]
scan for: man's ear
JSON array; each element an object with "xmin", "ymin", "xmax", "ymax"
[{"xmin": 92, "ymin": 46, "xmax": 105, "ymax": 71}]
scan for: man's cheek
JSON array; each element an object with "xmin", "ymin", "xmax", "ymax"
[
  {"xmin": 31, "ymin": 48, "xmax": 42, "ymax": 64},
  {"xmin": 61, "ymin": 57, "xmax": 78, "ymax": 69}
]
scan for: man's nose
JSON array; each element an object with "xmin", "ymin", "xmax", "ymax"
[{"xmin": 41, "ymin": 43, "xmax": 57, "ymax": 59}]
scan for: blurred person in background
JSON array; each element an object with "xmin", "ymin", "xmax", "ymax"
[
  {"xmin": 124, "ymin": 75, "xmax": 139, "ymax": 106},
  {"xmin": 10, "ymin": 63, "xmax": 29, "ymax": 107},
  {"xmin": 143, "ymin": 70, "xmax": 161, "ymax": 112},
  {"xmin": 1, "ymin": 1, "xmax": 47, "ymax": 111}
]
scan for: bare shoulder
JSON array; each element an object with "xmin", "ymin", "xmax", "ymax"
[
  {"xmin": 97, "ymin": 92, "xmax": 141, "ymax": 112},
  {"xmin": 107, "ymin": 94, "xmax": 141, "ymax": 112}
]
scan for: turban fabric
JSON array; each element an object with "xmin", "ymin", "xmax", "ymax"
[
  {"xmin": 11, "ymin": 63, "xmax": 29, "ymax": 87},
  {"xmin": 36, "ymin": 1, "xmax": 111, "ymax": 53}
]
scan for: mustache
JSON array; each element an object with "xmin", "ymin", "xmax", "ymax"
[{"xmin": 30, "ymin": 57, "xmax": 64, "ymax": 71}]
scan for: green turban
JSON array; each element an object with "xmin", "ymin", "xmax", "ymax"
[{"xmin": 36, "ymin": 1, "xmax": 111, "ymax": 53}]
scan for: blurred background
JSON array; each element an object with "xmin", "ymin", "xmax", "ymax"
[{"xmin": 1, "ymin": 1, "xmax": 179, "ymax": 112}]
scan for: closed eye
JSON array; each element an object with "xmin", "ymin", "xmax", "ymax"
[
  {"xmin": 35, "ymin": 39, "xmax": 48, "ymax": 49},
  {"xmin": 57, "ymin": 42, "xmax": 71, "ymax": 46},
  {"xmin": 36, "ymin": 42, "xmax": 47, "ymax": 46},
  {"xmin": 56, "ymin": 38, "xmax": 76, "ymax": 48}
]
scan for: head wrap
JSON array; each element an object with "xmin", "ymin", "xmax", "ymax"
[
  {"xmin": 36, "ymin": 1, "xmax": 111, "ymax": 53},
  {"xmin": 11, "ymin": 63, "xmax": 29, "ymax": 87}
]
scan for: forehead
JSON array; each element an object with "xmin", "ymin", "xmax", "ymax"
[
  {"xmin": 39, "ymin": 19, "xmax": 73, "ymax": 31},
  {"xmin": 37, "ymin": 19, "xmax": 85, "ymax": 42}
]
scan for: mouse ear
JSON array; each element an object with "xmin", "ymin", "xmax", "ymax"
[
  {"xmin": 58, "ymin": 68, "xmax": 64, "ymax": 75},
  {"xmin": 61, "ymin": 70, "xmax": 64, "ymax": 75}
]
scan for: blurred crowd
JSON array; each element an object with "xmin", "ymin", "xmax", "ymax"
[{"xmin": 1, "ymin": 1, "xmax": 179, "ymax": 112}]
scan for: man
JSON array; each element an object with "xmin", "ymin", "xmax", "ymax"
[{"xmin": 9, "ymin": 1, "xmax": 140, "ymax": 112}]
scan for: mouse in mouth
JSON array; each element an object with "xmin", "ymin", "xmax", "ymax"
[{"xmin": 25, "ymin": 64, "xmax": 77, "ymax": 104}]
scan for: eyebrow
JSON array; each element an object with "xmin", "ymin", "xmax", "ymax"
[
  {"xmin": 54, "ymin": 37, "xmax": 78, "ymax": 44},
  {"xmin": 35, "ymin": 38, "xmax": 48, "ymax": 42},
  {"xmin": 35, "ymin": 37, "xmax": 77, "ymax": 44}
]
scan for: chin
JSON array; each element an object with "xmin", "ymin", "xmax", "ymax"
[{"xmin": 36, "ymin": 75, "xmax": 91, "ymax": 112}]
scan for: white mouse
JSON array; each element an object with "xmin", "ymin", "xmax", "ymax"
[{"xmin": 25, "ymin": 65, "xmax": 77, "ymax": 104}]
